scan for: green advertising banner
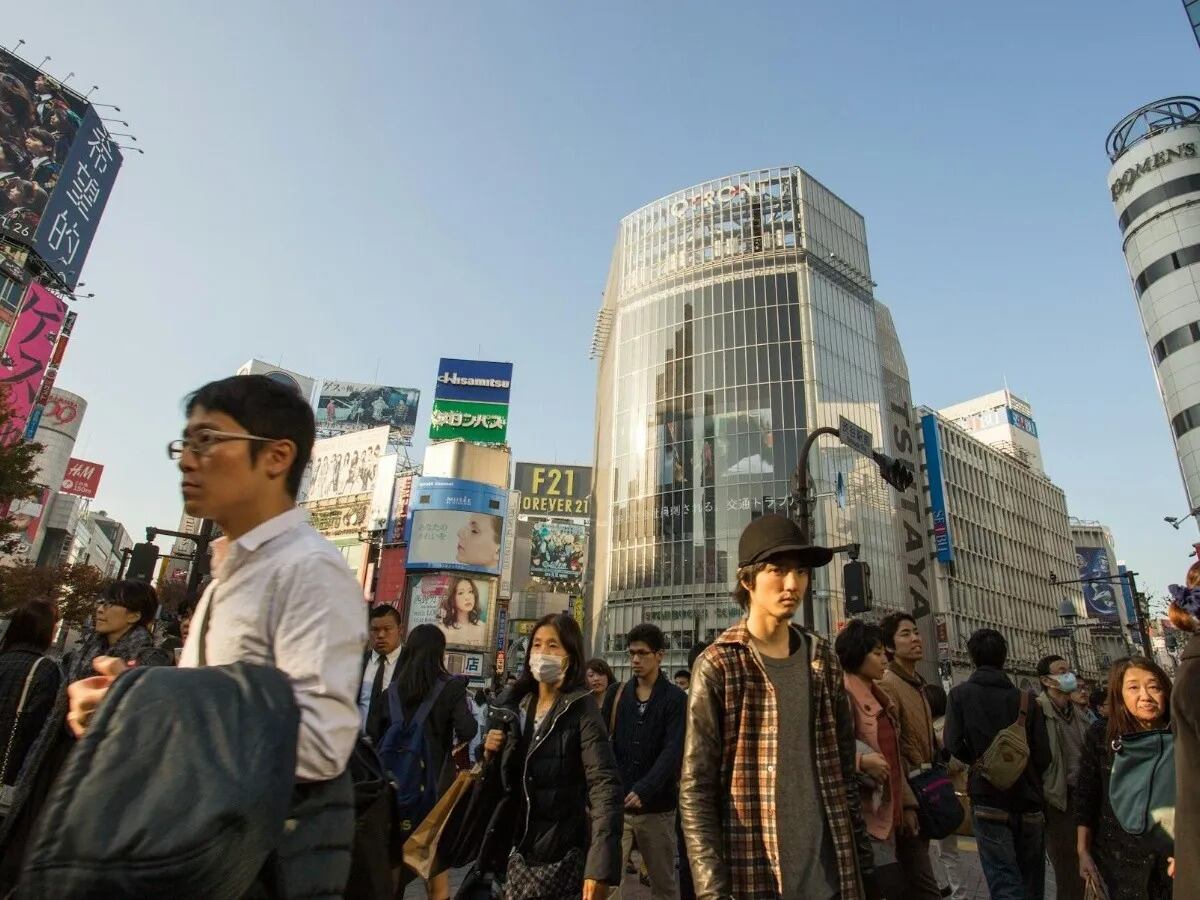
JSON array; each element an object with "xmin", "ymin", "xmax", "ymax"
[{"xmin": 429, "ymin": 398, "xmax": 509, "ymax": 444}]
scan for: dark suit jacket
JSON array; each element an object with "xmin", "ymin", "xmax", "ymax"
[
  {"xmin": 359, "ymin": 649, "xmax": 401, "ymax": 743},
  {"xmin": 1174, "ymin": 632, "xmax": 1200, "ymax": 899}
]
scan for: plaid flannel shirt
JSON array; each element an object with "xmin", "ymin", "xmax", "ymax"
[{"xmin": 681, "ymin": 619, "xmax": 866, "ymax": 899}]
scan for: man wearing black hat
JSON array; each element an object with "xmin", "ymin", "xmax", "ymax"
[{"xmin": 679, "ymin": 515, "xmax": 874, "ymax": 900}]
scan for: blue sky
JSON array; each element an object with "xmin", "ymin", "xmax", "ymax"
[{"xmin": 6, "ymin": 1, "xmax": 1198, "ymax": 602}]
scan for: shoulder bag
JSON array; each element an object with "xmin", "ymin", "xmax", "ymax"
[
  {"xmin": 1109, "ymin": 728, "xmax": 1175, "ymax": 854},
  {"xmin": 0, "ymin": 656, "xmax": 47, "ymax": 815}
]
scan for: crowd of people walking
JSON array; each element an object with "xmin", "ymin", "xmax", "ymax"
[{"xmin": 0, "ymin": 372, "xmax": 1196, "ymax": 899}]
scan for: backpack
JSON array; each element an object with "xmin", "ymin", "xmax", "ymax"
[
  {"xmin": 976, "ymin": 689, "xmax": 1031, "ymax": 790},
  {"xmin": 21, "ymin": 663, "xmax": 299, "ymax": 900},
  {"xmin": 379, "ymin": 676, "xmax": 449, "ymax": 839}
]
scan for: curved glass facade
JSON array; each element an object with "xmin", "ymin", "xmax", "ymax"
[{"xmin": 591, "ymin": 168, "xmax": 912, "ymax": 674}]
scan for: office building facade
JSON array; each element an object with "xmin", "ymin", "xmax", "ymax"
[
  {"xmin": 1106, "ymin": 98, "xmax": 1200, "ymax": 517},
  {"xmin": 939, "ymin": 388, "xmax": 1044, "ymax": 474},
  {"xmin": 590, "ymin": 167, "xmax": 920, "ymax": 675}
]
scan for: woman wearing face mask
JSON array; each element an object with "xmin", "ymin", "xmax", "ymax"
[
  {"xmin": 1075, "ymin": 657, "xmax": 1174, "ymax": 900},
  {"xmin": 481, "ymin": 613, "xmax": 622, "ymax": 899}
]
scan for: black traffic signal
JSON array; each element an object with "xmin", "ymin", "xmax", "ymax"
[
  {"xmin": 872, "ymin": 451, "xmax": 915, "ymax": 492},
  {"xmin": 844, "ymin": 560, "xmax": 873, "ymax": 614},
  {"xmin": 125, "ymin": 542, "xmax": 159, "ymax": 582}
]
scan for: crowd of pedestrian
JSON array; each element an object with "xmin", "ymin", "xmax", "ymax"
[{"xmin": 0, "ymin": 374, "xmax": 1195, "ymax": 900}]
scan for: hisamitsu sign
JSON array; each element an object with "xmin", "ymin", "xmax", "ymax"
[{"xmin": 434, "ymin": 358, "xmax": 513, "ymax": 404}]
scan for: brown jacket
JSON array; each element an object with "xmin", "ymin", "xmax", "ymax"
[
  {"xmin": 1174, "ymin": 632, "xmax": 1200, "ymax": 899},
  {"xmin": 879, "ymin": 664, "xmax": 935, "ymax": 775}
]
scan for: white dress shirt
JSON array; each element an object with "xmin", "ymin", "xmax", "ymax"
[
  {"xmin": 180, "ymin": 507, "xmax": 367, "ymax": 781},
  {"xmin": 358, "ymin": 645, "xmax": 402, "ymax": 731}
]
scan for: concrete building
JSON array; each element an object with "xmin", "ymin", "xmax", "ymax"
[
  {"xmin": 915, "ymin": 407, "xmax": 1098, "ymax": 687},
  {"xmin": 1106, "ymin": 98, "xmax": 1200, "ymax": 520},
  {"xmin": 939, "ymin": 388, "xmax": 1044, "ymax": 474},
  {"xmin": 590, "ymin": 167, "xmax": 928, "ymax": 677}
]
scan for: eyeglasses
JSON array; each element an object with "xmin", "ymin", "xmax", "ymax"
[
  {"xmin": 628, "ymin": 649, "xmax": 656, "ymax": 659},
  {"xmin": 167, "ymin": 429, "xmax": 278, "ymax": 460}
]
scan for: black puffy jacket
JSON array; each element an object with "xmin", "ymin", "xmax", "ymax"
[{"xmin": 492, "ymin": 686, "xmax": 623, "ymax": 885}]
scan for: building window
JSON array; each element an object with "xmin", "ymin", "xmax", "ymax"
[
  {"xmin": 1132, "ymin": 243, "xmax": 1200, "ymax": 297},
  {"xmin": 1152, "ymin": 320, "xmax": 1200, "ymax": 363}
]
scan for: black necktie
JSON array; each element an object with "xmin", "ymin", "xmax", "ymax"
[{"xmin": 366, "ymin": 654, "xmax": 387, "ymax": 740}]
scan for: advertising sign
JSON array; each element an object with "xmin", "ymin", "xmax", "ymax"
[
  {"xmin": 60, "ymin": 457, "xmax": 103, "ymax": 498},
  {"xmin": 300, "ymin": 426, "xmax": 389, "ymax": 503},
  {"xmin": 306, "ymin": 497, "xmax": 370, "ymax": 539},
  {"xmin": 1006, "ymin": 407, "xmax": 1038, "ymax": 437},
  {"xmin": 434, "ymin": 358, "xmax": 513, "ymax": 405},
  {"xmin": 316, "ymin": 381, "xmax": 420, "ymax": 444},
  {"xmin": 529, "ymin": 521, "xmax": 587, "ymax": 581},
  {"xmin": 0, "ymin": 283, "xmax": 67, "ymax": 444},
  {"xmin": 1117, "ymin": 562, "xmax": 1138, "ymax": 627},
  {"xmin": 406, "ymin": 477, "xmax": 507, "ymax": 575},
  {"xmin": 1078, "ymin": 547, "xmax": 1118, "ymax": 620},
  {"xmin": 374, "ymin": 546, "xmax": 407, "ymax": 605},
  {"xmin": 367, "ymin": 454, "xmax": 398, "ymax": 532},
  {"xmin": 920, "ymin": 414, "xmax": 955, "ymax": 564},
  {"xmin": 429, "ymin": 398, "xmax": 509, "ymax": 444},
  {"xmin": 498, "ymin": 491, "xmax": 520, "ymax": 598},
  {"xmin": 385, "ymin": 474, "xmax": 413, "ymax": 544},
  {"xmin": 514, "ymin": 463, "xmax": 592, "ymax": 517},
  {"xmin": 445, "ymin": 651, "xmax": 486, "ymax": 681},
  {"xmin": 406, "ymin": 572, "xmax": 495, "ymax": 650}
]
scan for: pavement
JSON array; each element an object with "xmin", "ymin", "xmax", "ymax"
[{"xmin": 404, "ymin": 835, "xmax": 1061, "ymax": 899}]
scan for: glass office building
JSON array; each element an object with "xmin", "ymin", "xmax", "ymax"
[{"xmin": 589, "ymin": 167, "xmax": 916, "ymax": 674}]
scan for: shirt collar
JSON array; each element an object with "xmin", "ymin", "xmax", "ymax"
[
  {"xmin": 381, "ymin": 645, "xmax": 401, "ymax": 665},
  {"xmin": 211, "ymin": 507, "xmax": 308, "ymax": 579}
]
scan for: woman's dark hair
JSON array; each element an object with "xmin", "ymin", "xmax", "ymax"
[
  {"xmin": 1105, "ymin": 656, "xmax": 1172, "ymax": 748},
  {"xmin": 586, "ymin": 657, "xmax": 615, "ymax": 687},
  {"xmin": 0, "ymin": 600, "xmax": 56, "ymax": 653},
  {"xmin": 395, "ymin": 624, "xmax": 448, "ymax": 708},
  {"xmin": 485, "ymin": 515, "xmax": 502, "ymax": 544},
  {"xmin": 922, "ymin": 682, "xmax": 948, "ymax": 720},
  {"xmin": 186, "ymin": 375, "xmax": 316, "ymax": 498},
  {"xmin": 440, "ymin": 577, "xmax": 481, "ymax": 627},
  {"xmin": 834, "ymin": 619, "xmax": 884, "ymax": 674},
  {"xmin": 474, "ymin": 689, "xmax": 487, "ymax": 706},
  {"xmin": 105, "ymin": 579, "xmax": 159, "ymax": 628},
  {"xmin": 511, "ymin": 613, "xmax": 587, "ymax": 704}
]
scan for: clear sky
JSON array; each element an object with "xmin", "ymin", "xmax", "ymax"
[{"xmin": 6, "ymin": 1, "xmax": 1198, "ymax": 604}]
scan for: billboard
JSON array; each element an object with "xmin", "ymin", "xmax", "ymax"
[
  {"xmin": 316, "ymin": 381, "xmax": 420, "ymax": 444},
  {"xmin": 0, "ymin": 52, "xmax": 123, "ymax": 289},
  {"xmin": 514, "ymin": 463, "xmax": 592, "ymax": 517},
  {"xmin": 429, "ymin": 398, "xmax": 509, "ymax": 444},
  {"xmin": 1078, "ymin": 546, "xmax": 1118, "ymax": 620},
  {"xmin": 920, "ymin": 414, "xmax": 955, "ymax": 563},
  {"xmin": 405, "ymin": 476, "xmax": 507, "ymax": 575},
  {"xmin": 60, "ymin": 457, "xmax": 103, "ymax": 498},
  {"xmin": 529, "ymin": 521, "xmax": 587, "ymax": 581},
  {"xmin": 0, "ymin": 283, "xmax": 67, "ymax": 444},
  {"xmin": 300, "ymin": 426, "xmax": 389, "ymax": 503},
  {"xmin": 374, "ymin": 545, "xmax": 407, "ymax": 605},
  {"xmin": 367, "ymin": 454, "xmax": 398, "ymax": 532},
  {"xmin": 236, "ymin": 360, "xmax": 316, "ymax": 401},
  {"xmin": 406, "ymin": 572, "xmax": 495, "ymax": 650},
  {"xmin": 434, "ymin": 358, "xmax": 513, "ymax": 405}
]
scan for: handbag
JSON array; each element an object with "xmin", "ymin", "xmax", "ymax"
[
  {"xmin": 0, "ymin": 657, "xmax": 47, "ymax": 816},
  {"xmin": 1109, "ymin": 729, "xmax": 1175, "ymax": 853},
  {"xmin": 504, "ymin": 847, "xmax": 585, "ymax": 900},
  {"xmin": 906, "ymin": 763, "xmax": 964, "ymax": 840},
  {"xmin": 403, "ymin": 767, "xmax": 479, "ymax": 880}
]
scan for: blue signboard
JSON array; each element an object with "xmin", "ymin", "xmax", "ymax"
[
  {"xmin": 920, "ymin": 414, "xmax": 954, "ymax": 563},
  {"xmin": 1006, "ymin": 407, "xmax": 1038, "ymax": 437},
  {"xmin": 1117, "ymin": 563, "xmax": 1137, "ymax": 626},
  {"xmin": 434, "ymin": 358, "xmax": 513, "ymax": 405},
  {"xmin": 1078, "ymin": 547, "xmax": 1118, "ymax": 620},
  {"xmin": 31, "ymin": 106, "xmax": 123, "ymax": 290},
  {"xmin": 405, "ymin": 476, "xmax": 509, "ymax": 575}
]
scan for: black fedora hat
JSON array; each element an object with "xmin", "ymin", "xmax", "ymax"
[{"xmin": 737, "ymin": 515, "xmax": 834, "ymax": 569}]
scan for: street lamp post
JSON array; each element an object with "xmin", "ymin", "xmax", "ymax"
[{"xmin": 1056, "ymin": 598, "xmax": 1081, "ymax": 672}]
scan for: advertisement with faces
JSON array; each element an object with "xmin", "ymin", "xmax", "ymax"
[
  {"xmin": 407, "ymin": 572, "xmax": 494, "ymax": 651},
  {"xmin": 405, "ymin": 476, "xmax": 507, "ymax": 576},
  {"xmin": 299, "ymin": 426, "xmax": 389, "ymax": 503}
]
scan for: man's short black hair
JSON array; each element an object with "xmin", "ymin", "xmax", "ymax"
[
  {"xmin": 105, "ymin": 580, "xmax": 159, "ymax": 628},
  {"xmin": 1036, "ymin": 654, "xmax": 1065, "ymax": 678},
  {"xmin": 626, "ymin": 623, "xmax": 665, "ymax": 653},
  {"xmin": 834, "ymin": 619, "xmax": 885, "ymax": 674},
  {"xmin": 674, "ymin": 669, "xmax": 690, "ymax": 682},
  {"xmin": 967, "ymin": 628, "xmax": 1008, "ymax": 669},
  {"xmin": 687, "ymin": 641, "xmax": 710, "ymax": 671},
  {"xmin": 879, "ymin": 611, "xmax": 917, "ymax": 650},
  {"xmin": 922, "ymin": 682, "xmax": 948, "ymax": 719},
  {"xmin": 186, "ymin": 375, "xmax": 316, "ymax": 498},
  {"xmin": 369, "ymin": 604, "xmax": 402, "ymax": 627}
]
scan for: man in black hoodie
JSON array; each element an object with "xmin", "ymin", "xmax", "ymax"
[{"xmin": 945, "ymin": 629, "xmax": 1051, "ymax": 900}]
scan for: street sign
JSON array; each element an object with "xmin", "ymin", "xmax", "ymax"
[{"xmin": 838, "ymin": 417, "xmax": 874, "ymax": 457}]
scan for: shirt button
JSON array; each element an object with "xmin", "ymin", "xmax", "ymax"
[{"xmin": 768, "ymin": 764, "xmax": 776, "ymax": 773}]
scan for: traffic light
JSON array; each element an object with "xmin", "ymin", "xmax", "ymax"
[
  {"xmin": 126, "ymin": 542, "xmax": 159, "ymax": 582},
  {"xmin": 844, "ymin": 560, "xmax": 873, "ymax": 614},
  {"xmin": 872, "ymin": 451, "xmax": 915, "ymax": 492}
]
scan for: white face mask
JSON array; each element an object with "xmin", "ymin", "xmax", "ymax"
[{"xmin": 529, "ymin": 652, "xmax": 564, "ymax": 684}]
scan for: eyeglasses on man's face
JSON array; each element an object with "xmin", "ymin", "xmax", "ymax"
[
  {"xmin": 628, "ymin": 648, "xmax": 658, "ymax": 659},
  {"xmin": 167, "ymin": 429, "xmax": 277, "ymax": 460}
]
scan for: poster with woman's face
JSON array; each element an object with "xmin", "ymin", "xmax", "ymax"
[
  {"xmin": 407, "ymin": 509, "xmax": 503, "ymax": 575},
  {"xmin": 406, "ymin": 573, "xmax": 493, "ymax": 650}
]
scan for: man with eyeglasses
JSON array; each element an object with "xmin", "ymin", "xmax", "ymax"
[
  {"xmin": 64, "ymin": 580, "xmax": 166, "ymax": 683},
  {"xmin": 608, "ymin": 622, "xmax": 686, "ymax": 900},
  {"xmin": 68, "ymin": 374, "xmax": 366, "ymax": 896}
]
